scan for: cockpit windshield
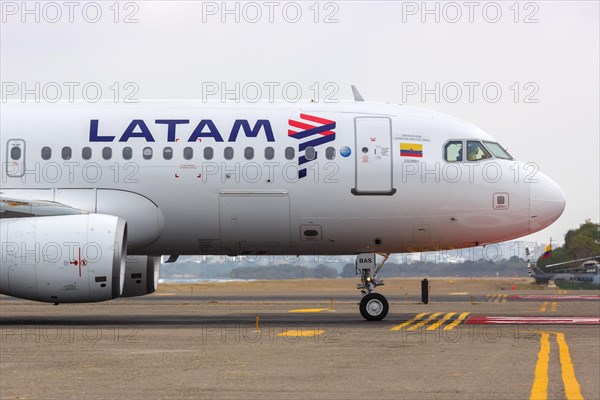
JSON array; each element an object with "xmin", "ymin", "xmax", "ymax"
[
  {"xmin": 466, "ymin": 141, "xmax": 492, "ymax": 161},
  {"xmin": 483, "ymin": 141, "xmax": 513, "ymax": 160}
]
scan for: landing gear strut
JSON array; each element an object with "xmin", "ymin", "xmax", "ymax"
[{"xmin": 356, "ymin": 253, "xmax": 390, "ymax": 321}]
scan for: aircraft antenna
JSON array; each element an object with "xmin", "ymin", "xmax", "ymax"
[{"xmin": 351, "ymin": 85, "xmax": 365, "ymax": 102}]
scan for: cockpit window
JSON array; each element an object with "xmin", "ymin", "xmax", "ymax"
[
  {"xmin": 483, "ymin": 141, "xmax": 513, "ymax": 160},
  {"xmin": 444, "ymin": 141, "xmax": 463, "ymax": 162},
  {"xmin": 466, "ymin": 141, "xmax": 492, "ymax": 161}
]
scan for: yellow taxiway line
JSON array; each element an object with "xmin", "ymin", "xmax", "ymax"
[
  {"xmin": 277, "ymin": 329, "xmax": 325, "ymax": 337},
  {"xmin": 556, "ymin": 333, "xmax": 584, "ymax": 400},
  {"xmin": 530, "ymin": 331, "xmax": 584, "ymax": 400}
]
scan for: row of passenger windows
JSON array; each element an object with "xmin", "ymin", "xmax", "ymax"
[
  {"xmin": 39, "ymin": 146, "xmax": 337, "ymax": 162},
  {"xmin": 444, "ymin": 140, "xmax": 512, "ymax": 162}
]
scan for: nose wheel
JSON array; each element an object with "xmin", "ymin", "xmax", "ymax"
[
  {"xmin": 360, "ymin": 293, "xmax": 389, "ymax": 321},
  {"xmin": 356, "ymin": 253, "xmax": 390, "ymax": 321}
]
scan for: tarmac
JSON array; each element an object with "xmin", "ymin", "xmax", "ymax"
[{"xmin": 1, "ymin": 278, "xmax": 599, "ymax": 400}]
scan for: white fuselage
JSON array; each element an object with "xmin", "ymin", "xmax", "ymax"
[{"xmin": 1, "ymin": 100, "xmax": 566, "ymax": 256}]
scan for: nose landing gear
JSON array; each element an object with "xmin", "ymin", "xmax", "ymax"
[{"xmin": 356, "ymin": 253, "xmax": 390, "ymax": 321}]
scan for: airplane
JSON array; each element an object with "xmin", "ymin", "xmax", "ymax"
[
  {"xmin": 527, "ymin": 257, "xmax": 600, "ymax": 289},
  {"xmin": 0, "ymin": 86, "xmax": 566, "ymax": 320}
]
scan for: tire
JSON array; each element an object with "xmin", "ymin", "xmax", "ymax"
[{"xmin": 359, "ymin": 293, "xmax": 389, "ymax": 321}]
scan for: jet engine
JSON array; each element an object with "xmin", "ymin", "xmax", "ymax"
[
  {"xmin": 0, "ymin": 214, "xmax": 127, "ymax": 303},
  {"xmin": 121, "ymin": 255, "xmax": 161, "ymax": 297}
]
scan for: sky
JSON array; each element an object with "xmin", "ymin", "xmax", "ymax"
[{"xmin": 1, "ymin": 0, "xmax": 598, "ymax": 249}]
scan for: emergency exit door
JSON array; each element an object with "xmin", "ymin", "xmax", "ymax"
[
  {"xmin": 352, "ymin": 117, "xmax": 395, "ymax": 195},
  {"xmin": 5, "ymin": 139, "xmax": 25, "ymax": 177}
]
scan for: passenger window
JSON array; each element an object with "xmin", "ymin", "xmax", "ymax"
[
  {"xmin": 183, "ymin": 147, "xmax": 193, "ymax": 160},
  {"xmin": 305, "ymin": 146, "xmax": 316, "ymax": 161},
  {"xmin": 41, "ymin": 146, "xmax": 51, "ymax": 160},
  {"xmin": 143, "ymin": 147, "xmax": 153, "ymax": 160},
  {"xmin": 61, "ymin": 147, "xmax": 72, "ymax": 160},
  {"xmin": 102, "ymin": 147, "xmax": 112, "ymax": 160},
  {"xmin": 10, "ymin": 146, "xmax": 21, "ymax": 160},
  {"xmin": 123, "ymin": 147, "xmax": 132, "ymax": 160},
  {"xmin": 163, "ymin": 147, "xmax": 173, "ymax": 160},
  {"xmin": 204, "ymin": 147, "xmax": 214, "ymax": 160},
  {"xmin": 244, "ymin": 147, "xmax": 254, "ymax": 160},
  {"xmin": 325, "ymin": 147, "xmax": 336, "ymax": 160},
  {"xmin": 467, "ymin": 141, "xmax": 492, "ymax": 161},
  {"xmin": 285, "ymin": 147, "xmax": 295, "ymax": 160},
  {"xmin": 444, "ymin": 141, "xmax": 463, "ymax": 162},
  {"xmin": 82, "ymin": 147, "xmax": 92, "ymax": 160},
  {"xmin": 224, "ymin": 147, "xmax": 234, "ymax": 160},
  {"xmin": 265, "ymin": 147, "xmax": 275, "ymax": 160}
]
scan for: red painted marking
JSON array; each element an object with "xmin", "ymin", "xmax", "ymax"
[
  {"xmin": 68, "ymin": 248, "xmax": 86, "ymax": 277},
  {"xmin": 289, "ymin": 119, "xmax": 316, "ymax": 131},
  {"xmin": 299, "ymin": 113, "xmax": 335, "ymax": 125},
  {"xmin": 466, "ymin": 316, "xmax": 600, "ymax": 325},
  {"xmin": 508, "ymin": 295, "xmax": 600, "ymax": 301}
]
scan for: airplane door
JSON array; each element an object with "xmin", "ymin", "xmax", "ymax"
[
  {"xmin": 352, "ymin": 117, "xmax": 395, "ymax": 195},
  {"xmin": 5, "ymin": 139, "xmax": 25, "ymax": 177},
  {"xmin": 219, "ymin": 192, "xmax": 291, "ymax": 255}
]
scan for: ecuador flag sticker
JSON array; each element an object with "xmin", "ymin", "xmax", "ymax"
[{"xmin": 400, "ymin": 143, "xmax": 423, "ymax": 157}]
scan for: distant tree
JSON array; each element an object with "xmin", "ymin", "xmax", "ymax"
[
  {"xmin": 314, "ymin": 264, "xmax": 339, "ymax": 278},
  {"xmin": 341, "ymin": 263, "xmax": 356, "ymax": 278},
  {"xmin": 537, "ymin": 220, "xmax": 600, "ymax": 268},
  {"xmin": 564, "ymin": 220, "xmax": 600, "ymax": 259}
]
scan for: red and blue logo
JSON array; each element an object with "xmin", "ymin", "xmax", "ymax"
[{"xmin": 288, "ymin": 114, "xmax": 336, "ymax": 179}]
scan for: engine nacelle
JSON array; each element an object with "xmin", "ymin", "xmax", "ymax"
[
  {"xmin": 121, "ymin": 256, "xmax": 161, "ymax": 297},
  {"xmin": 0, "ymin": 214, "xmax": 127, "ymax": 303}
]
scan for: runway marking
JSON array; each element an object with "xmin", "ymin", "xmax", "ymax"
[
  {"xmin": 466, "ymin": 316, "xmax": 600, "ymax": 325},
  {"xmin": 530, "ymin": 331, "xmax": 550, "ymax": 400},
  {"xmin": 427, "ymin": 312, "xmax": 456, "ymax": 330},
  {"xmin": 539, "ymin": 302, "xmax": 548, "ymax": 312},
  {"xmin": 288, "ymin": 308, "xmax": 329, "ymax": 313},
  {"xmin": 407, "ymin": 312, "xmax": 442, "ymax": 331},
  {"xmin": 390, "ymin": 312, "xmax": 470, "ymax": 331},
  {"xmin": 277, "ymin": 329, "xmax": 325, "ymax": 337},
  {"xmin": 556, "ymin": 333, "xmax": 584, "ymax": 400},
  {"xmin": 443, "ymin": 312, "xmax": 470, "ymax": 331},
  {"xmin": 551, "ymin": 302, "xmax": 557, "ymax": 312},
  {"xmin": 389, "ymin": 313, "xmax": 427, "ymax": 331},
  {"xmin": 449, "ymin": 292, "xmax": 468, "ymax": 295},
  {"xmin": 530, "ymin": 332, "xmax": 584, "ymax": 400},
  {"xmin": 510, "ymin": 295, "xmax": 599, "ymax": 301},
  {"xmin": 487, "ymin": 294, "xmax": 508, "ymax": 302}
]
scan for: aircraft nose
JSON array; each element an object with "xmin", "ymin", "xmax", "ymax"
[{"xmin": 530, "ymin": 172, "xmax": 566, "ymax": 233}]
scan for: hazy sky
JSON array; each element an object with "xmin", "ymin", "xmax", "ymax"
[{"xmin": 1, "ymin": 1, "xmax": 598, "ymax": 247}]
